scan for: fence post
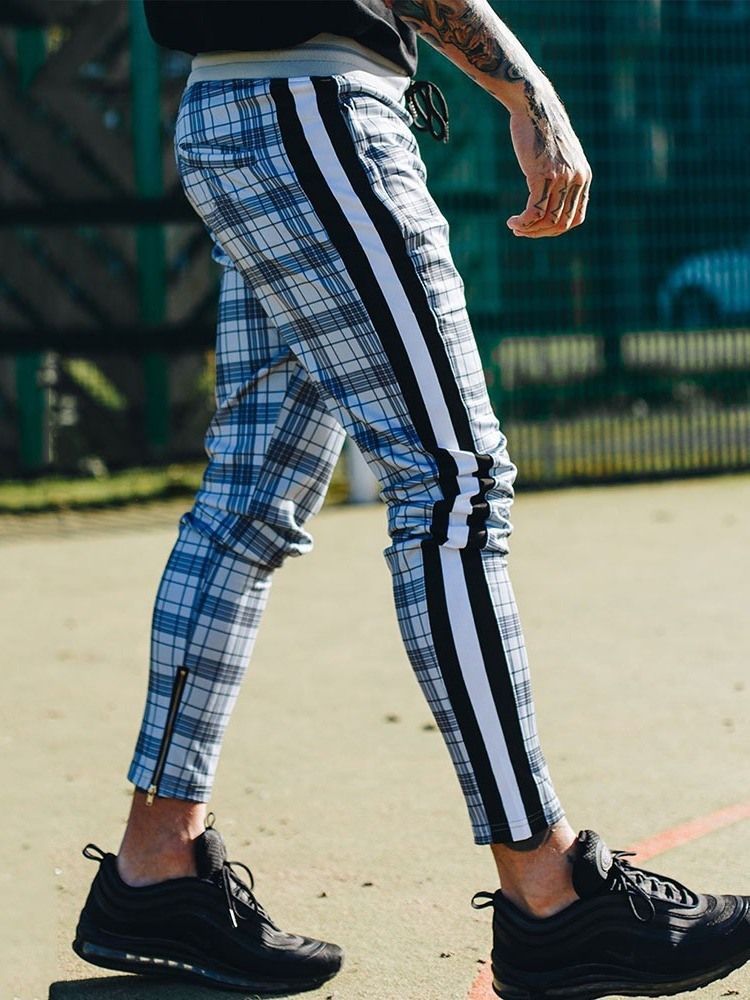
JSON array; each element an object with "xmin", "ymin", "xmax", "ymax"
[
  {"xmin": 15, "ymin": 26, "xmax": 48, "ymax": 471},
  {"xmin": 588, "ymin": 2, "xmax": 625, "ymax": 381},
  {"xmin": 345, "ymin": 440, "xmax": 380, "ymax": 503},
  {"xmin": 128, "ymin": 0, "xmax": 169, "ymax": 457}
]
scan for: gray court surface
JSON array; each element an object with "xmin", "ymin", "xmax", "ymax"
[{"xmin": 2, "ymin": 475, "xmax": 748, "ymax": 1000}]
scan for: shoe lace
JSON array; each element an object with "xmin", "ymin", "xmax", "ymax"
[
  {"xmin": 469, "ymin": 853, "xmax": 694, "ymax": 924},
  {"xmin": 471, "ymin": 891, "xmax": 495, "ymax": 910},
  {"xmin": 219, "ymin": 859, "xmax": 270, "ymax": 929},
  {"xmin": 609, "ymin": 851, "xmax": 694, "ymax": 922}
]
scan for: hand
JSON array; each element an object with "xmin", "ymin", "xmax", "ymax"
[{"xmin": 506, "ymin": 90, "xmax": 592, "ymax": 239}]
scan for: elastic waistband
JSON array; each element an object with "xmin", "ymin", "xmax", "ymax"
[{"xmin": 188, "ymin": 32, "xmax": 411, "ymax": 102}]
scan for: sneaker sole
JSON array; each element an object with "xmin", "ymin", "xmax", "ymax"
[
  {"xmin": 72, "ymin": 936, "xmax": 339, "ymax": 995},
  {"xmin": 492, "ymin": 950, "xmax": 750, "ymax": 1000}
]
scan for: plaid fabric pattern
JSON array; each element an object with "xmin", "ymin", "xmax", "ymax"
[
  {"xmin": 128, "ymin": 75, "xmax": 563, "ymax": 844},
  {"xmin": 128, "ymin": 513, "xmax": 273, "ymax": 800},
  {"xmin": 128, "ymin": 262, "xmax": 343, "ymax": 800}
]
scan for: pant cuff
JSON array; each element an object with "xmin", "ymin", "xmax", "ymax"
[
  {"xmin": 127, "ymin": 762, "xmax": 213, "ymax": 804},
  {"xmin": 473, "ymin": 804, "xmax": 567, "ymax": 846}
]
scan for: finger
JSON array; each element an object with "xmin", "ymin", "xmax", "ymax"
[
  {"xmin": 529, "ymin": 172, "xmax": 587, "ymax": 232},
  {"xmin": 513, "ymin": 225, "xmax": 565, "ymax": 239},
  {"xmin": 515, "ymin": 178, "xmax": 590, "ymax": 238},
  {"xmin": 546, "ymin": 182, "xmax": 571, "ymax": 226},
  {"xmin": 513, "ymin": 174, "xmax": 572, "ymax": 233},
  {"xmin": 517, "ymin": 191, "xmax": 567, "ymax": 233},
  {"xmin": 515, "ymin": 189, "xmax": 572, "ymax": 237},
  {"xmin": 569, "ymin": 182, "xmax": 591, "ymax": 229},
  {"xmin": 557, "ymin": 180, "xmax": 584, "ymax": 231},
  {"xmin": 506, "ymin": 175, "xmax": 553, "ymax": 230}
]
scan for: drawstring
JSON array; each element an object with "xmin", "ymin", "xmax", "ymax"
[{"xmin": 405, "ymin": 80, "xmax": 450, "ymax": 143}]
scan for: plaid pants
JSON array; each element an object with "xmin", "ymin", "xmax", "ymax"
[{"xmin": 128, "ymin": 74, "xmax": 563, "ymax": 844}]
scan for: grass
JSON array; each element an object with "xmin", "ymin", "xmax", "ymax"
[
  {"xmin": 0, "ymin": 464, "xmax": 206, "ymax": 514},
  {"xmin": 0, "ymin": 459, "xmax": 350, "ymax": 514}
]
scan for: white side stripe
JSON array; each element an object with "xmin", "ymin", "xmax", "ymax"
[
  {"xmin": 286, "ymin": 80, "xmax": 532, "ymax": 835},
  {"xmin": 439, "ymin": 547, "xmax": 532, "ymax": 838},
  {"xmin": 289, "ymin": 80, "xmax": 480, "ymax": 548}
]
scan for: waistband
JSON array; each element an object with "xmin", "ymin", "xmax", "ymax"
[{"xmin": 188, "ymin": 32, "xmax": 411, "ymax": 102}]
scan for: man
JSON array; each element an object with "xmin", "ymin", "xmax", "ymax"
[{"xmin": 74, "ymin": 1, "xmax": 750, "ymax": 997}]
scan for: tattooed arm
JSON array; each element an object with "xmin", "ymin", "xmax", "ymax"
[{"xmin": 388, "ymin": 0, "xmax": 591, "ymax": 237}]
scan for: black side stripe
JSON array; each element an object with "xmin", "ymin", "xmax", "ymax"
[
  {"xmin": 422, "ymin": 541, "xmax": 510, "ymax": 833},
  {"xmin": 311, "ymin": 79, "xmax": 496, "ymax": 549},
  {"xmin": 313, "ymin": 78, "xmax": 502, "ymax": 548},
  {"xmin": 467, "ymin": 453, "xmax": 495, "ymax": 550},
  {"xmin": 431, "ymin": 448, "xmax": 459, "ymax": 545},
  {"xmin": 269, "ymin": 79, "xmax": 438, "ymax": 458},
  {"xmin": 311, "ymin": 78, "xmax": 477, "ymax": 456},
  {"xmin": 271, "ymin": 79, "xmax": 466, "ymax": 545},
  {"xmin": 460, "ymin": 547, "xmax": 546, "ymax": 821},
  {"xmin": 270, "ymin": 78, "xmax": 534, "ymax": 834}
]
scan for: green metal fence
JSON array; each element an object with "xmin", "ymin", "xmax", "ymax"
[
  {"xmin": 417, "ymin": 0, "xmax": 750, "ymax": 484},
  {"xmin": 1, "ymin": 0, "xmax": 749, "ymax": 485}
]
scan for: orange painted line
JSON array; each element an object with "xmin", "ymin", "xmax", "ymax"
[
  {"xmin": 629, "ymin": 800, "xmax": 750, "ymax": 862},
  {"xmin": 469, "ymin": 965, "xmax": 494, "ymax": 999},
  {"xmin": 467, "ymin": 800, "xmax": 750, "ymax": 1000}
]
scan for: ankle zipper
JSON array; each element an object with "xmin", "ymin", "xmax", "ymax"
[{"xmin": 146, "ymin": 666, "xmax": 189, "ymax": 805}]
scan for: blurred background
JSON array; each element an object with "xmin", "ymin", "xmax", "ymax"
[{"xmin": 1, "ymin": 0, "xmax": 749, "ymax": 507}]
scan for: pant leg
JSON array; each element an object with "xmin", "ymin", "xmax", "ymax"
[
  {"xmin": 128, "ymin": 257, "xmax": 345, "ymax": 801},
  {"xmin": 172, "ymin": 75, "xmax": 564, "ymax": 843}
]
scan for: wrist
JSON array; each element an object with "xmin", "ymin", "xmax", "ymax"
[{"xmin": 501, "ymin": 74, "xmax": 552, "ymax": 115}]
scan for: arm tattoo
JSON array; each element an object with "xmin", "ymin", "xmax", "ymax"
[
  {"xmin": 533, "ymin": 177, "xmax": 552, "ymax": 213},
  {"xmin": 551, "ymin": 185, "xmax": 568, "ymax": 218},
  {"xmin": 392, "ymin": 0, "xmax": 525, "ymax": 81},
  {"xmin": 391, "ymin": 0, "xmax": 563, "ymax": 160}
]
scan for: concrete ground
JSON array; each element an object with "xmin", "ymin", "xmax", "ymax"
[{"xmin": 1, "ymin": 474, "xmax": 748, "ymax": 1000}]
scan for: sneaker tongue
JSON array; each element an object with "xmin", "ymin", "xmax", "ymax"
[
  {"xmin": 194, "ymin": 827, "xmax": 228, "ymax": 879},
  {"xmin": 572, "ymin": 830, "xmax": 615, "ymax": 899}
]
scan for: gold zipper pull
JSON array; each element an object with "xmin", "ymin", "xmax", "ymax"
[{"xmin": 145, "ymin": 784, "xmax": 157, "ymax": 806}]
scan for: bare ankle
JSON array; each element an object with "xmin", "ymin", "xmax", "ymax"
[
  {"xmin": 116, "ymin": 843, "xmax": 198, "ymax": 887},
  {"xmin": 501, "ymin": 883, "xmax": 578, "ymax": 918},
  {"xmin": 490, "ymin": 819, "xmax": 579, "ymax": 918},
  {"xmin": 116, "ymin": 789, "xmax": 207, "ymax": 887}
]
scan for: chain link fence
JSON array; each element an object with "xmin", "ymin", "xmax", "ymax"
[
  {"xmin": 1, "ymin": 0, "xmax": 748, "ymax": 486},
  {"xmin": 418, "ymin": 0, "xmax": 750, "ymax": 483}
]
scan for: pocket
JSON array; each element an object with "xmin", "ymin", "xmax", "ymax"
[
  {"xmin": 339, "ymin": 90, "xmax": 424, "ymax": 170},
  {"xmin": 338, "ymin": 80, "xmax": 414, "ymax": 129},
  {"xmin": 175, "ymin": 139, "xmax": 257, "ymax": 169},
  {"xmin": 174, "ymin": 83, "xmax": 266, "ymax": 169},
  {"xmin": 341, "ymin": 98, "xmax": 428, "ymax": 189}
]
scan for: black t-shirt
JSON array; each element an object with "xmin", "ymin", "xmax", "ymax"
[{"xmin": 143, "ymin": 0, "xmax": 417, "ymax": 76}]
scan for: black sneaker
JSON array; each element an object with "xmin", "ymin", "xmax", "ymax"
[
  {"xmin": 473, "ymin": 829, "xmax": 750, "ymax": 1000},
  {"xmin": 72, "ymin": 823, "xmax": 343, "ymax": 994}
]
